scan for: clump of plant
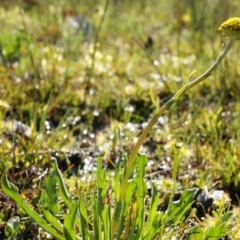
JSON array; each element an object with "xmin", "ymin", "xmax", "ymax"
[{"xmin": 2, "ymin": 17, "xmax": 240, "ymax": 239}]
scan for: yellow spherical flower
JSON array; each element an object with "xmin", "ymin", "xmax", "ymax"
[{"xmin": 218, "ymin": 17, "xmax": 240, "ymax": 40}]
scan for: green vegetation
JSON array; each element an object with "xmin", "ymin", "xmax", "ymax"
[{"xmin": 1, "ymin": 0, "xmax": 240, "ymax": 239}]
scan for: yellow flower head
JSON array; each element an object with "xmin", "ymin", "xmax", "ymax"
[{"xmin": 218, "ymin": 17, "xmax": 240, "ymax": 40}]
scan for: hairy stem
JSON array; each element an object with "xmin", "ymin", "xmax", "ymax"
[{"xmin": 120, "ymin": 38, "xmax": 235, "ymax": 201}]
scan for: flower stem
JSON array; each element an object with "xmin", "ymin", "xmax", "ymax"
[{"xmin": 120, "ymin": 38, "xmax": 235, "ymax": 201}]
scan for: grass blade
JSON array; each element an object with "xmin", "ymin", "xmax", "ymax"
[
  {"xmin": 111, "ymin": 150, "xmax": 124, "ymax": 238},
  {"xmin": 189, "ymin": 226, "xmax": 204, "ymax": 240},
  {"xmin": 166, "ymin": 188, "xmax": 198, "ymax": 225},
  {"xmin": 79, "ymin": 197, "xmax": 91, "ymax": 239},
  {"xmin": 1, "ymin": 173, "xmax": 64, "ymax": 240},
  {"xmin": 135, "ymin": 155, "xmax": 147, "ymax": 238},
  {"xmin": 96, "ymin": 153, "xmax": 110, "ymax": 240},
  {"xmin": 44, "ymin": 170, "xmax": 59, "ymax": 215},
  {"xmin": 40, "ymin": 189, "xmax": 63, "ymax": 233},
  {"xmin": 143, "ymin": 183, "xmax": 160, "ymax": 239},
  {"xmin": 63, "ymin": 201, "xmax": 78, "ymax": 240},
  {"xmin": 51, "ymin": 157, "xmax": 73, "ymax": 208},
  {"xmin": 205, "ymin": 212, "xmax": 232, "ymax": 240},
  {"xmin": 51, "ymin": 158, "xmax": 82, "ymax": 233},
  {"xmin": 5, "ymin": 216, "xmax": 20, "ymax": 240},
  {"xmin": 91, "ymin": 194, "xmax": 101, "ymax": 240}
]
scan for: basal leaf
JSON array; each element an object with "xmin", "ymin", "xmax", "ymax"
[
  {"xmin": 134, "ymin": 154, "xmax": 147, "ymax": 238},
  {"xmin": 52, "ymin": 158, "xmax": 82, "ymax": 233},
  {"xmin": 143, "ymin": 183, "xmax": 160, "ymax": 240},
  {"xmin": 79, "ymin": 197, "xmax": 90, "ymax": 239},
  {"xmin": 63, "ymin": 201, "xmax": 78, "ymax": 240},
  {"xmin": 91, "ymin": 195, "xmax": 101, "ymax": 240},
  {"xmin": 5, "ymin": 216, "xmax": 20, "ymax": 240},
  {"xmin": 205, "ymin": 212, "xmax": 232, "ymax": 240},
  {"xmin": 205, "ymin": 225, "xmax": 227, "ymax": 240},
  {"xmin": 44, "ymin": 170, "xmax": 58, "ymax": 214},
  {"xmin": 189, "ymin": 226, "xmax": 204, "ymax": 240},
  {"xmin": 102, "ymin": 205, "xmax": 111, "ymax": 240},
  {"xmin": 40, "ymin": 190, "xmax": 63, "ymax": 233},
  {"xmin": 52, "ymin": 158, "xmax": 73, "ymax": 208},
  {"xmin": 166, "ymin": 188, "xmax": 198, "ymax": 225},
  {"xmin": 1, "ymin": 173, "xmax": 64, "ymax": 240},
  {"xmin": 221, "ymin": 212, "xmax": 232, "ymax": 223}
]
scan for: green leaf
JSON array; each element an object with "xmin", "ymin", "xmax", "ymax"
[
  {"xmin": 96, "ymin": 153, "xmax": 106, "ymax": 214},
  {"xmin": 51, "ymin": 158, "xmax": 82, "ymax": 233},
  {"xmin": 166, "ymin": 188, "xmax": 198, "ymax": 225},
  {"xmin": 91, "ymin": 194, "xmax": 101, "ymax": 240},
  {"xmin": 96, "ymin": 153, "xmax": 112, "ymax": 240},
  {"xmin": 188, "ymin": 212, "xmax": 232, "ymax": 240},
  {"xmin": 90, "ymin": 153, "xmax": 106, "ymax": 240},
  {"xmin": 205, "ymin": 212, "xmax": 232, "ymax": 240},
  {"xmin": 205, "ymin": 225, "xmax": 227, "ymax": 240},
  {"xmin": 44, "ymin": 170, "xmax": 59, "ymax": 214},
  {"xmin": 1, "ymin": 173, "xmax": 64, "ymax": 240},
  {"xmin": 113, "ymin": 149, "xmax": 125, "ymax": 202},
  {"xmin": 143, "ymin": 183, "xmax": 160, "ymax": 239},
  {"xmin": 79, "ymin": 197, "xmax": 90, "ymax": 239},
  {"xmin": 221, "ymin": 211, "xmax": 232, "ymax": 223},
  {"xmin": 111, "ymin": 151, "xmax": 123, "ymax": 238},
  {"xmin": 52, "ymin": 158, "xmax": 73, "ymax": 208},
  {"xmin": 111, "ymin": 200, "xmax": 123, "ymax": 239},
  {"xmin": 189, "ymin": 226, "xmax": 204, "ymax": 240},
  {"xmin": 116, "ymin": 180, "xmax": 136, "ymax": 240},
  {"xmin": 124, "ymin": 180, "xmax": 137, "ymax": 212},
  {"xmin": 5, "ymin": 216, "xmax": 20, "ymax": 240},
  {"xmin": 102, "ymin": 205, "xmax": 111, "ymax": 240},
  {"xmin": 112, "ymin": 151, "xmax": 130, "ymax": 239},
  {"xmin": 39, "ymin": 189, "xmax": 63, "ymax": 233},
  {"xmin": 97, "ymin": 152, "xmax": 106, "ymax": 189},
  {"xmin": 134, "ymin": 154, "xmax": 148, "ymax": 238},
  {"xmin": 63, "ymin": 201, "xmax": 79, "ymax": 240}
]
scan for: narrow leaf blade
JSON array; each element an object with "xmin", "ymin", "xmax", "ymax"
[
  {"xmin": 63, "ymin": 202, "xmax": 79, "ymax": 240},
  {"xmin": 1, "ymin": 173, "xmax": 64, "ymax": 240}
]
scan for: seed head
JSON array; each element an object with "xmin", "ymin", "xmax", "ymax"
[{"xmin": 218, "ymin": 17, "xmax": 240, "ymax": 40}]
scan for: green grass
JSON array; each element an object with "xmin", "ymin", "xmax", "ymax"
[{"xmin": 1, "ymin": 0, "xmax": 240, "ymax": 239}]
